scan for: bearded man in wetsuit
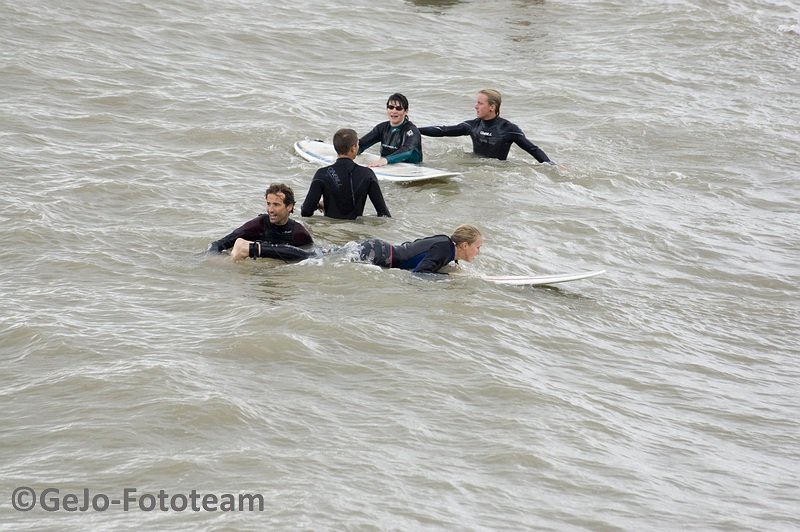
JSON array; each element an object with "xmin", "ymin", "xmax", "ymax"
[
  {"xmin": 300, "ymin": 128, "xmax": 392, "ymax": 220},
  {"xmin": 357, "ymin": 224, "xmax": 483, "ymax": 274},
  {"xmin": 208, "ymin": 183, "xmax": 315, "ymax": 261},
  {"xmin": 358, "ymin": 92, "xmax": 423, "ymax": 167},
  {"xmin": 419, "ymin": 88, "xmax": 555, "ymax": 165}
]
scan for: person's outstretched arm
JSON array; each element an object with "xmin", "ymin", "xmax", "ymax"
[
  {"xmin": 358, "ymin": 126, "xmax": 381, "ymax": 155},
  {"xmin": 208, "ymin": 216, "xmax": 261, "ymax": 253},
  {"xmin": 419, "ymin": 121, "xmax": 472, "ymax": 137},
  {"xmin": 500, "ymin": 120, "xmax": 553, "ymax": 164},
  {"xmin": 512, "ymin": 131, "xmax": 553, "ymax": 164},
  {"xmin": 231, "ymin": 238, "xmax": 316, "ymax": 261}
]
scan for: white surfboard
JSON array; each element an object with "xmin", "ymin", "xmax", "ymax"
[
  {"xmin": 482, "ymin": 269, "xmax": 606, "ymax": 286},
  {"xmin": 294, "ymin": 140, "xmax": 460, "ymax": 183}
]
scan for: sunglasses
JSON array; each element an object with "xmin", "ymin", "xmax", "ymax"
[{"xmin": 386, "ymin": 105, "xmax": 405, "ymax": 111}]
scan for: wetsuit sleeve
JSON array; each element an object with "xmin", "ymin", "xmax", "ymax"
[
  {"xmin": 208, "ymin": 216, "xmax": 263, "ymax": 253},
  {"xmin": 412, "ymin": 241, "xmax": 453, "ymax": 273},
  {"xmin": 358, "ymin": 126, "xmax": 381, "ymax": 154},
  {"xmin": 300, "ymin": 176, "xmax": 323, "ymax": 217},
  {"xmin": 419, "ymin": 122, "xmax": 472, "ymax": 137},
  {"xmin": 250, "ymin": 242, "xmax": 315, "ymax": 261},
  {"xmin": 385, "ymin": 124, "xmax": 423, "ymax": 164},
  {"xmin": 368, "ymin": 177, "xmax": 391, "ymax": 218},
  {"xmin": 507, "ymin": 124, "xmax": 552, "ymax": 163},
  {"xmin": 291, "ymin": 222, "xmax": 314, "ymax": 247},
  {"xmin": 516, "ymin": 137, "xmax": 552, "ymax": 163}
]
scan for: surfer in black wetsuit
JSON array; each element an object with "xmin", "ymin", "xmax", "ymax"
[
  {"xmin": 300, "ymin": 128, "xmax": 391, "ymax": 220},
  {"xmin": 208, "ymin": 183, "xmax": 316, "ymax": 261},
  {"xmin": 358, "ymin": 92, "xmax": 423, "ymax": 167},
  {"xmin": 419, "ymin": 88, "xmax": 554, "ymax": 164},
  {"xmin": 357, "ymin": 224, "xmax": 483, "ymax": 274}
]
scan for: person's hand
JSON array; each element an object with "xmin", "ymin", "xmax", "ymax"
[
  {"xmin": 545, "ymin": 161, "xmax": 569, "ymax": 175},
  {"xmin": 317, "ymin": 201, "xmax": 325, "ymax": 213},
  {"xmin": 231, "ymin": 238, "xmax": 252, "ymax": 260},
  {"xmin": 367, "ymin": 158, "xmax": 388, "ymax": 167}
]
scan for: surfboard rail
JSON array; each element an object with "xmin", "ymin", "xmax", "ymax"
[{"xmin": 481, "ymin": 269, "xmax": 606, "ymax": 286}]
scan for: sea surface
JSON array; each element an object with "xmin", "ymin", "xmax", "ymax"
[{"xmin": 2, "ymin": 0, "xmax": 799, "ymax": 530}]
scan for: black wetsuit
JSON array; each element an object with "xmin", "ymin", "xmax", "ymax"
[
  {"xmin": 358, "ymin": 117, "xmax": 423, "ymax": 164},
  {"xmin": 300, "ymin": 158, "xmax": 391, "ymax": 219},
  {"xmin": 420, "ymin": 117, "xmax": 552, "ymax": 163},
  {"xmin": 359, "ymin": 235, "xmax": 455, "ymax": 274},
  {"xmin": 208, "ymin": 215, "xmax": 315, "ymax": 261}
]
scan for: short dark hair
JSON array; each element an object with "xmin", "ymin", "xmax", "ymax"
[
  {"xmin": 333, "ymin": 128, "xmax": 359, "ymax": 155},
  {"xmin": 265, "ymin": 183, "xmax": 295, "ymax": 206},
  {"xmin": 386, "ymin": 92, "xmax": 409, "ymax": 111}
]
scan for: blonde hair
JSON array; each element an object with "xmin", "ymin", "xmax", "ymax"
[
  {"xmin": 450, "ymin": 224, "xmax": 482, "ymax": 246},
  {"xmin": 479, "ymin": 88, "xmax": 502, "ymax": 115}
]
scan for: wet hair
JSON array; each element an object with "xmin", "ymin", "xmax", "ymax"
[
  {"xmin": 265, "ymin": 183, "xmax": 295, "ymax": 207},
  {"xmin": 386, "ymin": 92, "xmax": 409, "ymax": 111},
  {"xmin": 333, "ymin": 128, "xmax": 359, "ymax": 155},
  {"xmin": 479, "ymin": 88, "xmax": 502, "ymax": 115},
  {"xmin": 450, "ymin": 224, "xmax": 482, "ymax": 246}
]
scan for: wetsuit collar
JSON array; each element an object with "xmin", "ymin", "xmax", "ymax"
[
  {"xmin": 389, "ymin": 116, "xmax": 409, "ymax": 129},
  {"xmin": 450, "ymin": 236, "xmax": 458, "ymax": 264},
  {"xmin": 270, "ymin": 218, "xmax": 292, "ymax": 230}
]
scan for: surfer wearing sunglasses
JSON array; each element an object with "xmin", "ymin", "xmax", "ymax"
[{"xmin": 358, "ymin": 92, "xmax": 423, "ymax": 168}]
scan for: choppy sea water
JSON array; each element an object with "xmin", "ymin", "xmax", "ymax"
[{"xmin": 1, "ymin": 0, "xmax": 799, "ymax": 529}]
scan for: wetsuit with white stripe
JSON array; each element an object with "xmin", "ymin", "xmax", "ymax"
[
  {"xmin": 358, "ymin": 117, "xmax": 423, "ymax": 164},
  {"xmin": 420, "ymin": 116, "xmax": 552, "ymax": 163}
]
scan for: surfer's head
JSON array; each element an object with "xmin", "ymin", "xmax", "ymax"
[
  {"xmin": 265, "ymin": 183, "xmax": 296, "ymax": 222},
  {"xmin": 333, "ymin": 128, "xmax": 359, "ymax": 156},
  {"xmin": 265, "ymin": 183, "xmax": 295, "ymax": 207},
  {"xmin": 477, "ymin": 89, "xmax": 501, "ymax": 119},
  {"xmin": 386, "ymin": 93, "xmax": 408, "ymax": 112},
  {"xmin": 386, "ymin": 93, "xmax": 409, "ymax": 127},
  {"xmin": 451, "ymin": 224, "xmax": 483, "ymax": 262}
]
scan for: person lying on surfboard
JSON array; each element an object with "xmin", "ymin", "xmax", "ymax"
[
  {"xmin": 419, "ymin": 88, "xmax": 555, "ymax": 165},
  {"xmin": 354, "ymin": 224, "xmax": 482, "ymax": 274},
  {"xmin": 357, "ymin": 92, "xmax": 423, "ymax": 168},
  {"xmin": 300, "ymin": 128, "xmax": 392, "ymax": 220},
  {"xmin": 208, "ymin": 183, "xmax": 315, "ymax": 262},
  {"xmin": 215, "ymin": 219, "xmax": 482, "ymax": 275}
]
